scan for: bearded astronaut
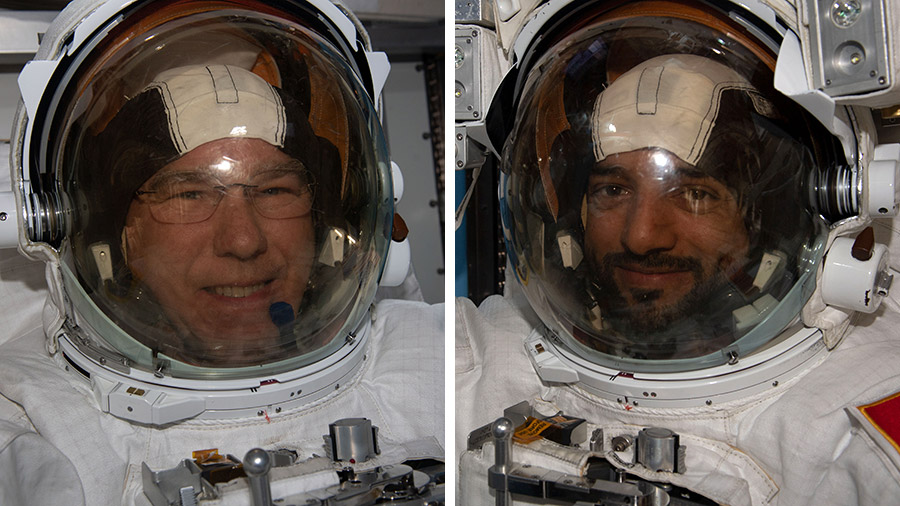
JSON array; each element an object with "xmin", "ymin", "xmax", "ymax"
[
  {"xmin": 456, "ymin": 0, "xmax": 900, "ymax": 504},
  {"xmin": 0, "ymin": 1, "xmax": 443, "ymax": 505}
]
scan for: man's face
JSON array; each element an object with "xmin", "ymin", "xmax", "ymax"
[
  {"xmin": 123, "ymin": 137, "xmax": 316, "ymax": 364},
  {"xmin": 584, "ymin": 149, "xmax": 750, "ymax": 333}
]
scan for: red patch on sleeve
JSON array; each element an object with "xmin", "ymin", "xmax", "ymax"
[{"xmin": 858, "ymin": 391, "xmax": 900, "ymax": 453}]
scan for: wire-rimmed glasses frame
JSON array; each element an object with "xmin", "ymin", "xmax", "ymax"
[{"xmin": 134, "ymin": 163, "xmax": 316, "ymax": 224}]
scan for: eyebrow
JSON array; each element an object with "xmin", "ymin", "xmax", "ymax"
[
  {"xmin": 142, "ymin": 170, "xmax": 215, "ymax": 191},
  {"xmin": 257, "ymin": 161, "xmax": 312, "ymax": 184},
  {"xmin": 145, "ymin": 158, "xmax": 308, "ymax": 188},
  {"xmin": 267, "ymin": 158, "xmax": 307, "ymax": 172},
  {"xmin": 590, "ymin": 164, "xmax": 626, "ymax": 177}
]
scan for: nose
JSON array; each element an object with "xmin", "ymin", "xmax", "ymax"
[
  {"xmin": 621, "ymin": 194, "xmax": 677, "ymax": 256},
  {"xmin": 212, "ymin": 193, "xmax": 268, "ymax": 259}
]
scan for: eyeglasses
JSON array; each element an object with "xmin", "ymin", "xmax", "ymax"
[{"xmin": 135, "ymin": 166, "xmax": 315, "ymax": 224}]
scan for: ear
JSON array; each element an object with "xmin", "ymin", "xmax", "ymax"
[{"xmin": 121, "ymin": 223, "xmax": 133, "ymax": 265}]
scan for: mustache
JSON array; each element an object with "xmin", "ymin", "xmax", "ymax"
[{"xmin": 597, "ymin": 250, "xmax": 704, "ymax": 274}]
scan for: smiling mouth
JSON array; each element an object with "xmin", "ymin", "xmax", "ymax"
[{"xmin": 207, "ymin": 282, "xmax": 268, "ymax": 298}]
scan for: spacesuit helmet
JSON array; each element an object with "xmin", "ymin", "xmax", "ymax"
[
  {"xmin": 71, "ymin": 61, "xmax": 382, "ymax": 371},
  {"xmin": 496, "ymin": 0, "xmax": 848, "ymax": 373},
  {"xmin": 12, "ymin": 0, "xmax": 396, "ymax": 406}
]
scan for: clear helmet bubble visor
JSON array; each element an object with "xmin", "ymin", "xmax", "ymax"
[
  {"xmin": 501, "ymin": 1, "xmax": 839, "ymax": 373},
  {"xmin": 36, "ymin": 0, "xmax": 392, "ymax": 377}
]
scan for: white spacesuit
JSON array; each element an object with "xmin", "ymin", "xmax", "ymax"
[
  {"xmin": 0, "ymin": 1, "xmax": 443, "ymax": 505},
  {"xmin": 456, "ymin": 0, "xmax": 900, "ymax": 504}
]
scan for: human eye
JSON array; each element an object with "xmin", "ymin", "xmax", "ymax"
[
  {"xmin": 253, "ymin": 170, "xmax": 308, "ymax": 197},
  {"xmin": 256, "ymin": 179, "xmax": 303, "ymax": 198},
  {"xmin": 672, "ymin": 185, "xmax": 723, "ymax": 214},
  {"xmin": 250, "ymin": 169, "xmax": 314, "ymax": 218},
  {"xmin": 164, "ymin": 183, "xmax": 217, "ymax": 202},
  {"xmin": 596, "ymin": 185, "xmax": 628, "ymax": 198},
  {"xmin": 587, "ymin": 178, "xmax": 631, "ymax": 211},
  {"xmin": 143, "ymin": 172, "xmax": 219, "ymax": 201}
]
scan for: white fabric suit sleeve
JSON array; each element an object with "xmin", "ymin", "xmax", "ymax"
[{"xmin": 0, "ymin": 415, "xmax": 85, "ymax": 506}]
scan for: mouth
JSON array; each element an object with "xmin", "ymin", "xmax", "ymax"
[
  {"xmin": 617, "ymin": 264, "xmax": 689, "ymax": 276},
  {"xmin": 205, "ymin": 281, "xmax": 270, "ymax": 298},
  {"xmin": 615, "ymin": 265, "xmax": 693, "ymax": 290}
]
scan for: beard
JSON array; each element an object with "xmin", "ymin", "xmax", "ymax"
[{"xmin": 587, "ymin": 250, "xmax": 734, "ymax": 358}]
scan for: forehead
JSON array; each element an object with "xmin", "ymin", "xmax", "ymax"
[
  {"xmin": 158, "ymin": 137, "xmax": 294, "ymax": 177},
  {"xmin": 594, "ymin": 149, "xmax": 720, "ymax": 184},
  {"xmin": 596, "ymin": 149, "xmax": 689, "ymax": 172}
]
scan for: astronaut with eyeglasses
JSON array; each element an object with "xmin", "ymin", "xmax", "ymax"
[{"xmin": 0, "ymin": 1, "xmax": 444, "ymax": 505}]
